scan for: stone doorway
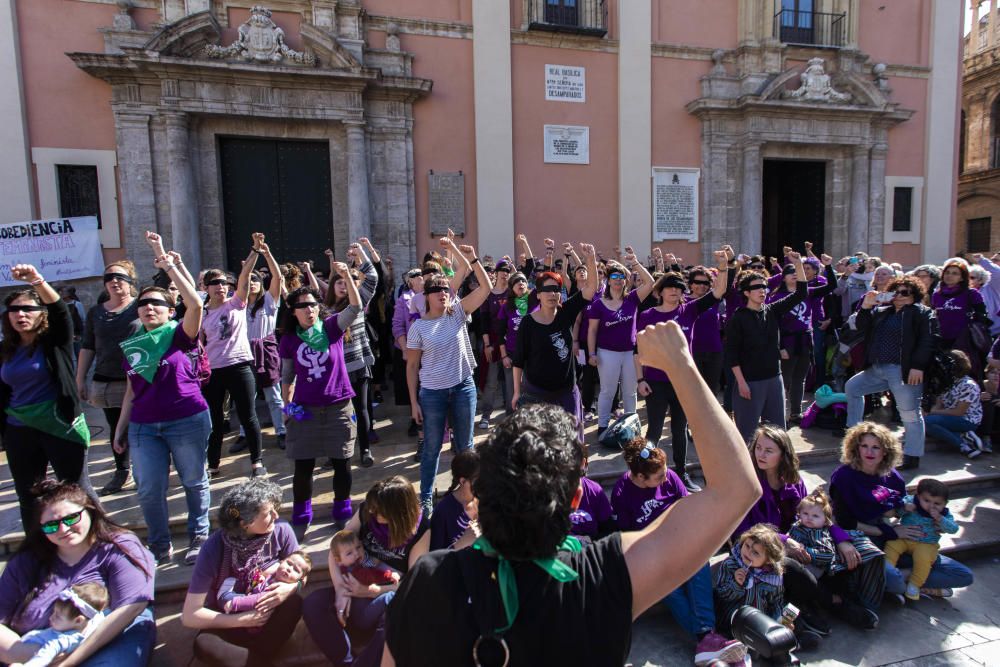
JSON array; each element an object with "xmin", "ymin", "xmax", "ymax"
[
  {"xmin": 220, "ymin": 137, "xmax": 334, "ymax": 269},
  {"xmin": 762, "ymin": 159, "xmax": 826, "ymax": 258}
]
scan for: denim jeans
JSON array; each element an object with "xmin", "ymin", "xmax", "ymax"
[
  {"xmin": 129, "ymin": 409, "xmax": 212, "ymax": 550},
  {"xmin": 662, "ymin": 563, "xmax": 716, "ymax": 638},
  {"xmin": 596, "ymin": 348, "xmax": 638, "ymax": 428},
  {"xmin": 846, "ymin": 363, "xmax": 925, "ymax": 456},
  {"xmin": 419, "ymin": 375, "xmax": 476, "ymax": 505},
  {"xmin": 883, "ymin": 553, "xmax": 974, "ymax": 595},
  {"xmin": 924, "ymin": 414, "xmax": 977, "ymax": 449},
  {"xmin": 80, "ymin": 607, "xmax": 155, "ymax": 666}
]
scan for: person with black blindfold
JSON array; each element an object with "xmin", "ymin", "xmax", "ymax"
[{"xmin": 1, "ymin": 264, "xmax": 95, "ymax": 531}]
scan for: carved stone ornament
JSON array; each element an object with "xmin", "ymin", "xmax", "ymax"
[
  {"xmin": 785, "ymin": 58, "xmax": 851, "ymax": 103},
  {"xmin": 204, "ymin": 5, "xmax": 315, "ymax": 65}
]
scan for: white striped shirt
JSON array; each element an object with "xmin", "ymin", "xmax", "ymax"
[{"xmin": 407, "ymin": 303, "xmax": 476, "ymax": 390}]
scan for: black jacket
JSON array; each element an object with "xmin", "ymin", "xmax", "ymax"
[
  {"xmin": 854, "ymin": 302, "xmax": 938, "ymax": 380},
  {"xmin": 0, "ymin": 299, "xmax": 83, "ymax": 439}
]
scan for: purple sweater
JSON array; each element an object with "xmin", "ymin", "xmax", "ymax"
[
  {"xmin": 391, "ymin": 290, "xmax": 416, "ymax": 349},
  {"xmin": 828, "ymin": 464, "xmax": 906, "ymax": 538}
]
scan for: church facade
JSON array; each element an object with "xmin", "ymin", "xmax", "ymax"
[{"xmin": 0, "ymin": 0, "xmax": 962, "ymax": 274}]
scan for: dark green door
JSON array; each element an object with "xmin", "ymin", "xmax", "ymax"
[{"xmin": 220, "ymin": 138, "xmax": 333, "ymax": 270}]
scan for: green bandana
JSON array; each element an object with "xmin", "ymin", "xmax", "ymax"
[
  {"xmin": 119, "ymin": 321, "xmax": 179, "ymax": 383},
  {"xmin": 6, "ymin": 400, "xmax": 90, "ymax": 447},
  {"xmin": 472, "ymin": 535, "xmax": 581, "ymax": 634},
  {"xmin": 297, "ymin": 322, "xmax": 329, "ymax": 352},
  {"xmin": 513, "ymin": 294, "xmax": 529, "ymax": 316}
]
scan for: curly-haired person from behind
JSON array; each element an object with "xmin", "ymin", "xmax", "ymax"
[{"xmin": 384, "ymin": 320, "xmax": 761, "ymax": 667}]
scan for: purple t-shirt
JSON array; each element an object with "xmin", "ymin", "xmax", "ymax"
[
  {"xmin": 125, "ymin": 325, "xmax": 209, "ymax": 424},
  {"xmin": 202, "ymin": 297, "xmax": 253, "ymax": 369},
  {"xmin": 808, "ymin": 275, "xmax": 829, "ymax": 325},
  {"xmin": 766, "ymin": 286, "xmax": 813, "ymax": 337},
  {"xmin": 636, "ymin": 297, "xmax": 716, "ymax": 382},
  {"xmin": 688, "ymin": 297, "xmax": 723, "ymax": 355},
  {"xmin": 610, "ymin": 469, "xmax": 689, "ymax": 531},
  {"xmin": 430, "ymin": 492, "xmax": 470, "ymax": 551},
  {"xmin": 0, "ymin": 532, "xmax": 154, "ymax": 634},
  {"xmin": 570, "ymin": 476, "xmax": 614, "ymax": 538},
  {"xmin": 278, "ymin": 315, "xmax": 353, "ymax": 405},
  {"xmin": 188, "ymin": 521, "xmax": 298, "ymax": 612},
  {"xmin": 1, "ymin": 346, "xmax": 57, "ymax": 426},
  {"xmin": 932, "ymin": 286, "xmax": 984, "ymax": 342},
  {"xmin": 589, "ymin": 291, "xmax": 640, "ymax": 352},
  {"xmin": 497, "ymin": 302, "xmax": 525, "ymax": 353}
]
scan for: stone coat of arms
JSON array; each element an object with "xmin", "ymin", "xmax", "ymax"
[
  {"xmin": 205, "ymin": 5, "xmax": 314, "ymax": 65},
  {"xmin": 786, "ymin": 58, "xmax": 851, "ymax": 103}
]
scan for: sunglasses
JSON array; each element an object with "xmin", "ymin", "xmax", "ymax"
[
  {"xmin": 749, "ymin": 264, "xmax": 765, "ymax": 270},
  {"xmin": 425, "ymin": 285, "xmax": 449, "ymax": 295},
  {"xmin": 608, "ymin": 273, "xmax": 626, "ymax": 280},
  {"xmin": 746, "ymin": 284, "xmax": 768, "ymax": 291},
  {"xmin": 205, "ymin": 279, "xmax": 227, "ymax": 287},
  {"xmin": 249, "ymin": 277, "xmax": 262, "ymax": 283},
  {"xmin": 40, "ymin": 510, "xmax": 84, "ymax": 535},
  {"xmin": 894, "ymin": 290, "xmax": 912, "ymax": 297},
  {"xmin": 292, "ymin": 301, "xmax": 319, "ymax": 310},
  {"xmin": 690, "ymin": 279, "xmax": 711, "ymax": 286}
]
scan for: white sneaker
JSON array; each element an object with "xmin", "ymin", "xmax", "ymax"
[{"xmin": 963, "ymin": 431, "xmax": 984, "ymax": 459}]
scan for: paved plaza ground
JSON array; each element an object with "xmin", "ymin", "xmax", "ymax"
[{"xmin": 2, "ymin": 392, "xmax": 998, "ymax": 666}]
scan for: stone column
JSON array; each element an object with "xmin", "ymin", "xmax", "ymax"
[
  {"xmin": 972, "ymin": 0, "xmax": 982, "ymax": 54},
  {"xmin": 867, "ymin": 142, "xmax": 888, "ymax": 259},
  {"xmin": 377, "ymin": 128, "xmax": 413, "ymax": 269},
  {"xmin": 345, "ymin": 120, "xmax": 372, "ymax": 244},
  {"xmin": 741, "ymin": 141, "xmax": 763, "ymax": 255},
  {"xmin": 849, "ymin": 144, "xmax": 871, "ymax": 253},
  {"xmin": 163, "ymin": 111, "xmax": 201, "ymax": 272},
  {"xmin": 114, "ymin": 112, "xmax": 157, "ymax": 260},
  {"xmin": 991, "ymin": 0, "xmax": 997, "ymax": 48}
]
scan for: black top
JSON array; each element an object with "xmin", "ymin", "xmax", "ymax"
[
  {"xmin": 0, "ymin": 299, "xmax": 81, "ymax": 439},
  {"xmin": 724, "ymin": 281, "xmax": 808, "ymax": 381},
  {"xmin": 357, "ymin": 501, "xmax": 430, "ymax": 574},
  {"xmin": 386, "ymin": 532, "xmax": 633, "ymax": 666},
  {"xmin": 855, "ymin": 303, "xmax": 937, "ymax": 380},
  {"xmin": 512, "ymin": 291, "xmax": 591, "ymax": 391}
]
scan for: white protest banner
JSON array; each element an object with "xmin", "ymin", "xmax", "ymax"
[{"xmin": 0, "ymin": 216, "xmax": 104, "ymax": 287}]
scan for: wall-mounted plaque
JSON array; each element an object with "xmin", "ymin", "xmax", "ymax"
[
  {"xmin": 428, "ymin": 171, "xmax": 465, "ymax": 236},
  {"xmin": 544, "ymin": 125, "xmax": 590, "ymax": 165},
  {"xmin": 652, "ymin": 167, "xmax": 700, "ymax": 242},
  {"xmin": 545, "ymin": 64, "xmax": 586, "ymax": 103}
]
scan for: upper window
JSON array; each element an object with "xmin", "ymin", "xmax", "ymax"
[
  {"xmin": 56, "ymin": 164, "xmax": 101, "ymax": 228},
  {"xmin": 892, "ymin": 187, "xmax": 913, "ymax": 232},
  {"xmin": 776, "ymin": 0, "xmax": 846, "ymax": 48},
  {"xmin": 968, "ymin": 217, "xmax": 992, "ymax": 252},
  {"xmin": 527, "ymin": 0, "xmax": 607, "ymax": 37}
]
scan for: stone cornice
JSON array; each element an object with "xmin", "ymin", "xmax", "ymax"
[
  {"xmin": 510, "ymin": 30, "xmax": 618, "ymax": 53},
  {"xmin": 687, "ymin": 98, "xmax": 913, "ymax": 126},
  {"xmin": 365, "ymin": 14, "xmax": 472, "ymax": 40},
  {"xmin": 651, "ymin": 43, "xmax": 717, "ymax": 61}
]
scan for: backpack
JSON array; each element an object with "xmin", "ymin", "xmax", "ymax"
[{"xmin": 599, "ymin": 413, "xmax": 642, "ymax": 450}]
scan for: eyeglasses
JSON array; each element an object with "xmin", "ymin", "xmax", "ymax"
[
  {"xmin": 746, "ymin": 284, "xmax": 768, "ymax": 291},
  {"xmin": 292, "ymin": 302, "xmax": 319, "ymax": 310},
  {"xmin": 690, "ymin": 279, "xmax": 711, "ymax": 286},
  {"xmin": 40, "ymin": 510, "xmax": 84, "ymax": 534}
]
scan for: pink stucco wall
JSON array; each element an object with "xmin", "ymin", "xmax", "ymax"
[
  {"xmin": 886, "ymin": 77, "xmax": 929, "ymax": 177},
  {"xmin": 858, "ymin": 0, "xmax": 930, "ymax": 68},
  {"xmin": 364, "ymin": 0, "xmax": 470, "ymax": 23},
  {"xmin": 653, "ymin": 0, "xmax": 737, "ymax": 48},
  {"xmin": 406, "ymin": 33, "xmax": 478, "ymax": 262},
  {"xmin": 510, "ymin": 44, "xmax": 619, "ymax": 255},
  {"xmin": 883, "ymin": 243, "xmax": 921, "ymax": 268}
]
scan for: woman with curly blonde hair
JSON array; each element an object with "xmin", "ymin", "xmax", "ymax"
[{"xmin": 829, "ymin": 422, "xmax": 972, "ymax": 601}]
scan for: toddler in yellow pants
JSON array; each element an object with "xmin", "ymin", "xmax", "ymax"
[{"xmin": 883, "ymin": 478, "xmax": 959, "ymax": 601}]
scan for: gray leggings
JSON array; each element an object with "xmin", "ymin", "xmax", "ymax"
[
  {"xmin": 781, "ymin": 352, "xmax": 812, "ymax": 418},
  {"xmin": 733, "ymin": 375, "xmax": 787, "ymax": 443}
]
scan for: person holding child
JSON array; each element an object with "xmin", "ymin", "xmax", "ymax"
[
  {"xmin": 183, "ymin": 479, "xmax": 304, "ymax": 667},
  {"xmin": 883, "ymin": 479, "xmax": 960, "ymax": 601},
  {"xmin": 218, "ymin": 551, "xmax": 312, "ymax": 615},
  {"xmin": 8, "ymin": 583, "xmax": 109, "ymax": 667},
  {"xmin": 0, "ymin": 480, "xmax": 156, "ymax": 666},
  {"xmin": 325, "ymin": 529, "xmax": 400, "ymax": 647}
]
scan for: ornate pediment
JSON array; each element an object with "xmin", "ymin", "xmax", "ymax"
[
  {"xmin": 784, "ymin": 58, "xmax": 851, "ymax": 103},
  {"xmin": 204, "ymin": 5, "xmax": 314, "ymax": 65}
]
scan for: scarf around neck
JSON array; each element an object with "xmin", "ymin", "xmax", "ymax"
[
  {"xmin": 513, "ymin": 294, "xmax": 529, "ymax": 316},
  {"xmin": 730, "ymin": 543, "xmax": 782, "ymax": 590},
  {"xmin": 221, "ymin": 531, "xmax": 272, "ymax": 593},
  {"xmin": 296, "ymin": 321, "xmax": 329, "ymax": 352},
  {"xmin": 120, "ymin": 320, "xmax": 178, "ymax": 383}
]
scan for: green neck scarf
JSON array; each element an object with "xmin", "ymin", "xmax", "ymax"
[
  {"xmin": 119, "ymin": 321, "xmax": 178, "ymax": 383},
  {"xmin": 513, "ymin": 294, "xmax": 529, "ymax": 317},
  {"xmin": 296, "ymin": 322, "xmax": 329, "ymax": 352},
  {"xmin": 6, "ymin": 400, "xmax": 90, "ymax": 447},
  {"xmin": 472, "ymin": 535, "xmax": 581, "ymax": 634}
]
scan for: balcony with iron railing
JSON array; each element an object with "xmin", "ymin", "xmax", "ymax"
[
  {"xmin": 526, "ymin": 0, "xmax": 608, "ymax": 38},
  {"xmin": 774, "ymin": 9, "xmax": 847, "ymax": 48}
]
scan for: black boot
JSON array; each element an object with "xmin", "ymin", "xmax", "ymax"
[
  {"xmin": 675, "ymin": 468, "xmax": 702, "ymax": 493},
  {"xmin": 899, "ymin": 455, "xmax": 920, "ymax": 470}
]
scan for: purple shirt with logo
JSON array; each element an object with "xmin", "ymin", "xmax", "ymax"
[
  {"xmin": 125, "ymin": 325, "xmax": 209, "ymax": 424},
  {"xmin": 589, "ymin": 291, "xmax": 641, "ymax": 352},
  {"xmin": 278, "ymin": 315, "xmax": 354, "ymax": 405},
  {"xmin": 570, "ymin": 476, "xmax": 614, "ymax": 538},
  {"xmin": 636, "ymin": 294, "xmax": 719, "ymax": 381},
  {"xmin": 932, "ymin": 285, "xmax": 983, "ymax": 342},
  {"xmin": 497, "ymin": 302, "xmax": 525, "ymax": 353},
  {"xmin": 610, "ymin": 469, "xmax": 689, "ymax": 531}
]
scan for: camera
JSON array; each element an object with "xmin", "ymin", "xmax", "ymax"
[{"xmin": 729, "ymin": 606, "xmax": 800, "ymax": 666}]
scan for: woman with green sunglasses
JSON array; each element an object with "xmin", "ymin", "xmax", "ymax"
[{"xmin": 0, "ymin": 480, "xmax": 155, "ymax": 666}]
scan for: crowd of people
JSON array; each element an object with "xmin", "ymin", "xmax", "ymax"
[{"xmin": 0, "ymin": 231, "xmax": 994, "ymax": 666}]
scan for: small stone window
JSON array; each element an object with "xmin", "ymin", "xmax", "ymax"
[
  {"xmin": 56, "ymin": 164, "xmax": 101, "ymax": 228},
  {"xmin": 968, "ymin": 217, "xmax": 992, "ymax": 253}
]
